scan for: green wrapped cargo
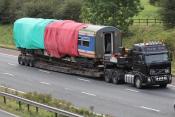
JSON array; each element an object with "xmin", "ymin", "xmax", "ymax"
[{"xmin": 13, "ymin": 18, "xmax": 55, "ymax": 49}]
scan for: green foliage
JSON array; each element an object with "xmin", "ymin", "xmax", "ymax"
[
  {"xmin": 57, "ymin": 0, "xmax": 83, "ymax": 21},
  {"xmin": 81, "ymin": 0, "xmax": 142, "ymax": 31},
  {"xmin": 134, "ymin": 0, "xmax": 161, "ymax": 18},
  {"xmin": 0, "ymin": 0, "xmax": 11, "ymax": 23},
  {"xmin": 149, "ymin": 0, "xmax": 160, "ymax": 6},
  {"xmin": 160, "ymin": 0, "xmax": 175, "ymax": 28},
  {"xmin": 0, "ymin": 0, "xmax": 83, "ymax": 23}
]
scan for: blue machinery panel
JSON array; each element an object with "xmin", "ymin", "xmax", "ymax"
[{"xmin": 78, "ymin": 35, "xmax": 95, "ymax": 52}]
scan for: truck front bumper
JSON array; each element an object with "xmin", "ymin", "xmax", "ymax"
[{"xmin": 144, "ymin": 75, "xmax": 172, "ymax": 85}]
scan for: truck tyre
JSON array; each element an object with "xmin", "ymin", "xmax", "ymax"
[
  {"xmin": 135, "ymin": 77, "xmax": 142, "ymax": 89},
  {"xmin": 29, "ymin": 60, "xmax": 34, "ymax": 67},
  {"xmin": 112, "ymin": 71, "xmax": 120, "ymax": 84},
  {"xmin": 24, "ymin": 58, "xmax": 29, "ymax": 66},
  {"xmin": 159, "ymin": 84, "xmax": 167, "ymax": 88},
  {"xmin": 18, "ymin": 55, "xmax": 22, "ymax": 65},
  {"xmin": 104, "ymin": 69, "xmax": 112, "ymax": 83},
  {"xmin": 20, "ymin": 56, "xmax": 25, "ymax": 65}
]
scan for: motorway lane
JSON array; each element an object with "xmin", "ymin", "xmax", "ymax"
[
  {"xmin": 0, "ymin": 49, "xmax": 175, "ymax": 117},
  {"xmin": 0, "ymin": 109, "xmax": 18, "ymax": 117}
]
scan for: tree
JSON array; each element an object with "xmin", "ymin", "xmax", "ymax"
[
  {"xmin": 149, "ymin": 0, "xmax": 160, "ymax": 6},
  {"xmin": 0, "ymin": 0, "xmax": 11, "ymax": 23},
  {"xmin": 81, "ymin": 0, "xmax": 142, "ymax": 31},
  {"xmin": 21, "ymin": 0, "xmax": 59, "ymax": 19},
  {"xmin": 160, "ymin": 0, "xmax": 175, "ymax": 28},
  {"xmin": 59, "ymin": 0, "xmax": 83, "ymax": 21}
]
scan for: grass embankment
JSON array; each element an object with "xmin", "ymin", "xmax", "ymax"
[
  {"xmin": 0, "ymin": 24, "xmax": 15, "ymax": 49},
  {"xmin": 0, "ymin": 88, "xmax": 107, "ymax": 117},
  {"xmin": 135, "ymin": 0, "xmax": 161, "ymax": 18}
]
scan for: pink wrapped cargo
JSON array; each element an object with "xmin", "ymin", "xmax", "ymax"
[{"xmin": 44, "ymin": 20, "xmax": 87, "ymax": 58}]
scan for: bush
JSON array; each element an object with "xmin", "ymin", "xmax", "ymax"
[{"xmin": 160, "ymin": 0, "xmax": 175, "ymax": 28}]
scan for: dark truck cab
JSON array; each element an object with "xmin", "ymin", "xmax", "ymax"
[{"xmin": 124, "ymin": 42, "xmax": 172, "ymax": 88}]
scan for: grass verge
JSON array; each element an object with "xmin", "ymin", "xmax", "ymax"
[
  {"xmin": 134, "ymin": 0, "xmax": 161, "ymax": 18},
  {"xmin": 0, "ymin": 24, "xmax": 15, "ymax": 48},
  {"xmin": 0, "ymin": 87, "xmax": 109, "ymax": 117}
]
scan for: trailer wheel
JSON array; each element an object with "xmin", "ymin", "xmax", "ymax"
[
  {"xmin": 112, "ymin": 71, "xmax": 120, "ymax": 84},
  {"xmin": 159, "ymin": 84, "xmax": 167, "ymax": 88},
  {"xmin": 20, "ymin": 56, "xmax": 25, "ymax": 65},
  {"xmin": 104, "ymin": 69, "xmax": 112, "ymax": 83},
  {"xmin": 24, "ymin": 58, "xmax": 29, "ymax": 66},
  {"xmin": 135, "ymin": 77, "xmax": 142, "ymax": 89},
  {"xmin": 29, "ymin": 60, "xmax": 34, "ymax": 67},
  {"xmin": 18, "ymin": 55, "xmax": 22, "ymax": 65}
]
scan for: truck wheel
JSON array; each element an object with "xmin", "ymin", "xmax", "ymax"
[
  {"xmin": 135, "ymin": 77, "xmax": 142, "ymax": 89},
  {"xmin": 29, "ymin": 59, "xmax": 34, "ymax": 67},
  {"xmin": 112, "ymin": 71, "xmax": 119, "ymax": 84},
  {"xmin": 18, "ymin": 56, "xmax": 22, "ymax": 65},
  {"xmin": 104, "ymin": 70, "xmax": 112, "ymax": 83},
  {"xmin": 24, "ymin": 58, "xmax": 29, "ymax": 66},
  {"xmin": 20, "ymin": 56, "xmax": 25, "ymax": 65},
  {"xmin": 159, "ymin": 84, "xmax": 167, "ymax": 88}
]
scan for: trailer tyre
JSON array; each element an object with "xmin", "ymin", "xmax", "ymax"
[
  {"xmin": 135, "ymin": 77, "xmax": 142, "ymax": 89},
  {"xmin": 19, "ymin": 55, "xmax": 25, "ymax": 65},
  {"xmin": 112, "ymin": 71, "xmax": 120, "ymax": 84},
  {"xmin": 24, "ymin": 58, "xmax": 29, "ymax": 66},
  {"xmin": 104, "ymin": 70, "xmax": 112, "ymax": 83},
  {"xmin": 29, "ymin": 59, "xmax": 34, "ymax": 67},
  {"xmin": 18, "ymin": 55, "xmax": 22, "ymax": 65}
]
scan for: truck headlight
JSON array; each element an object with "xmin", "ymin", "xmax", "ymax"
[
  {"xmin": 165, "ymin": 69, "xmax": 170, "ymax": 74},
  {"xmin": 147, "ymin": 77, "xmax": 151, "ymax": 82}
]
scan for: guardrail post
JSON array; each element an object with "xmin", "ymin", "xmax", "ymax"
[
  {"xmin": 55, "ymin": 113, "xmax": 58, "ymax": 117},
  {"xmin": 27, "ymin": 104, "xmax": 30, "ymax": 111},
  {"xmin": 3, "ymin": 96, "xmax": 6, "ymax": 104},
  {"xmin": 19, "ymin": 101, "xmax": 22, "ymax": 110},
  {"xmin": 36, "ymin": 107, "xmax": 39, "ymax": 113},
  {"xmin": 155, "ymin": 19, "xmax": 157, "ymax": 24}
]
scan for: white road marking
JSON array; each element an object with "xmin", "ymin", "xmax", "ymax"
[
  {"xmin": 77, "ymin": 78, "xmax": 90, "ymax": 82},
  {"xmin": 0, "ymin": 109, "xmax": 19, "ymax": 117},
  {"xmin": 168, "ymin": 84, "xmax": 175, "ymax": 88},
  {"xmin": 126, "ymin": 89, "xmax": 139, "ymax": 93},
  {"xmin": 39, "ymin": 69, "xmax": 50, "ymax": 74},
  {"xmin": 0, "ymin": 85, "xmax": 26, "ymax": 94},
  {"xmin": 140, "ymin": 106, "xmax": 160, "ymax": 112},
  {"xmin": 8, "ymin": 63, "xmax": 16, "ymax": 66},
  {"xmin": 81, "ymin": 92, "xmax": 96, "ymax": 96},
  {"xmin": 2, "ymin": 73, "xmax": 15, "ymax": 77},
  {"xmin": 0, "ymin": 53, "xmax": 18, "ymax": 58},
  {"xmin": 64, "ymin": 88, "xmax": 73, "ymax": 91},
  {"xmin": 40, "ymin": 82, "xmax": 50, "ymax": 85}
]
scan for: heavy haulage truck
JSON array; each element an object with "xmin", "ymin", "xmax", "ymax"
[{"xmin": 13, "ymin": 18, "xmax": 172, "ymax": 89}]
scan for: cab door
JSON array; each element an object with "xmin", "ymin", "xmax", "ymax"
[{"xmin": 103, "ymin": 32, "xmax": 114, "ymax": 61}]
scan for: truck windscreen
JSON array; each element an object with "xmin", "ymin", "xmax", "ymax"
[{"xmin": 145, "ymin": 53, "xmax": 168, "ymax": 64}]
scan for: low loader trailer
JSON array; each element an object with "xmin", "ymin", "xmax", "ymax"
[{"xmin": 14, "ymin": 18, "xmax": 172, "ymax": 89}]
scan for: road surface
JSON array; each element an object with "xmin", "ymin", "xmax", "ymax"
[
  {"xmin": 0, "ymin": 48, "xmax": 175, "ymax": 117},
  {"xmin": 0, "ymin": 109, "xmax": 18, "ymax": 117}
]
